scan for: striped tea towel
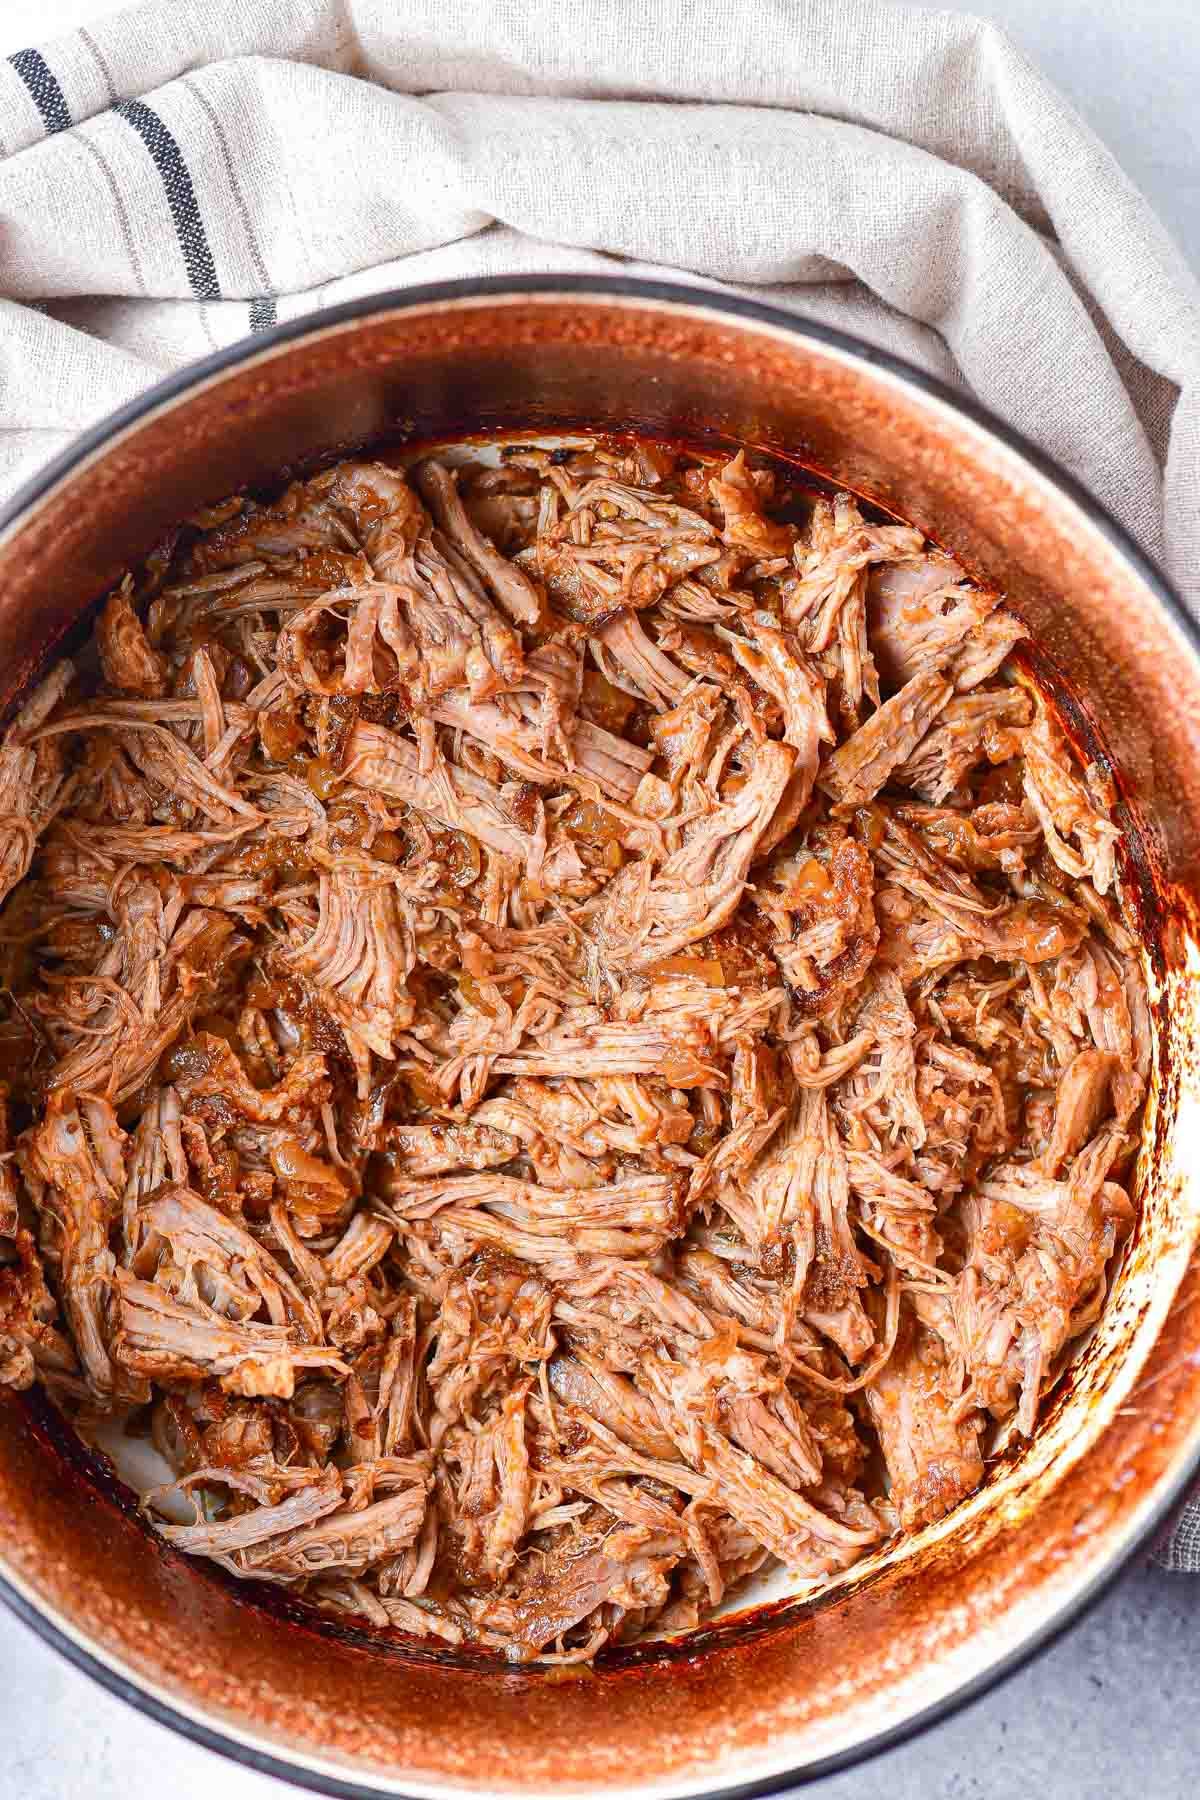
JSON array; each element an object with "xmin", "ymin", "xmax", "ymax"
[{"xmin": 0, "ymin": 0, "xmax": 1199, "ymax": 1561}]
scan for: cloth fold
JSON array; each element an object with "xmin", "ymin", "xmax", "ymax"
[{"xmin": 0, "ymin": 0, "xmax": 1197, "ymax": 1562}]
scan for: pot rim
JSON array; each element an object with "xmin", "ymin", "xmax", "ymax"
[{"xmin": 0, "ymin": 271, "xmax": 1196, "ymax": 1798}]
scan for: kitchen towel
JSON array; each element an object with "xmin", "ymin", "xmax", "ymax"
[{"xmin": 0, "ymin": 0, "xmax": 1198, "ymax": 1561}]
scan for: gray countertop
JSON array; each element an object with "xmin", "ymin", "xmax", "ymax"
[{"xmin": 1, "ymin": 1, "xmax": 1198, "ymax": 1796}]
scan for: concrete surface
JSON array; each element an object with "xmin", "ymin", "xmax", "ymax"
[{"xmin": 0, "ymin": 1, "xmax": 1197, "ymax": 1796}]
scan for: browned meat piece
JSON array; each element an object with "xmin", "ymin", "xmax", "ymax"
[
  {"xmin": 708, "ymin": 452, "xmax": 794, "ymax": 556},
  {"xmin": 0, "ymin": 663, "xmax": 75, "ymax": 906},
  {"xmin": 184, "ymin": 481, "xmax": 354, "ymax": 572},
  {"xmin": 548, "ymin": 1355, "xmax": 678, "ymax": 1460},
  {"xmin": 679, "ymin": 1427, "xmax": 880, "ymax": 1573},
  {"xmin": 464, "ymin": 488, "xmax": 540, "ymax": 553},
  {"xmin": 686, "ymin": 1039, "xmax": 787, "ymax": 1204},
  {"xmin": 0, "ymin": 1230, "xmax": 78, "ymax": 1392},
  {"xmin": 894, "ymin": 800, "xmax": 1041, "ymax": 877},
  {"xmin": 727, "ymin": 620, "xmax": 833, "ymax": 767},
  {"xmin": 1022, "ymin": 704, "xmax": 1121, "ymax": 895},
  {"xmin": 511, "ymin": 641, "xmax": 584, "ymax": 758},
  {"xmin": 1053, "ymin": 940, "xmax": 1141, "ymax": 1073},
  {"xmin": 872, "ymin": 899, "xmax": 973, "ymax": 988},
  {"xmin": 840, "ymin": 969, "xmax": 926, "ymax": 1147},
  {"xmin": 785, "ymin": 494, "xmax": 928, "ymax": 717},
  {"xmin": 463, "ymin": 1116, "xmax": 594, "ymax": 1193},
  {"xmin": 240, "ymin": 1478, "xmax": 430, "ymax": 1578},
  {"xmin": 413, "ymin": 460, "xmax": 541, "ymax": 626},
  {"xmin": 430, "ymin": 693, "xmax": 652, "ymax": 805},
  {"xmin": 40, "ymin": 875, "xmax": 168, "ymax": 1092},
  {"xmin": 286, "ymin": 866, "xmax": 415, "ymax": 1090},
  {"xmin": 845, "ymin": 1150, "xmax": 946, "ymax": 1316},
  {"xmin": 818, "ymin": 667, "xmax": 953, "ymax": 806},
  {"xmin": 895, "ymin": 687, "xmax": 1031, "ymax": 802},
  {"xmin": 530, "ymin": 472, "xmax": 719, "ymax": 623},
  {"xmin": 97, "ymin": 582, "xmax": 169, "ymax": 697},
  {"xmin": 49, "ymin": 906, "xmax": 248, "ymax": 1105},
  {"xmin": 649, "ymin": 682, "xmax": 723, "ymax": 793},
  {"xmin": 305, "ymin": 462, "xmax": 526, "ymax": 696},
  {"xmin": 1037, "ymin": 1048, "xmax": 1117, "ymax": 1175},
  {"xmin": 170, "ymin": 1033, "xmax": 329, "ymax": 1128},
  {"xmin": 277, "ymin": 583, "xmax": 417, "ymax": 698},
  {"xmin": 768, "ymin": 832, "xmax": 879, "ymax": 1016},
  {"xmin": 157, "ymin": 1465, "xmax": 344, "ymax": 1555},
  {"xmin": 305, "ymin": 462, "xmax": 425, "ymax": 575},
  {"xmin": 132, "ymin": 1187, "xmax": 321, "ymax": 1335},
  {"xmin": 874, "ymin": 813, "xmax": 1089, "ymax": 965},
  {"xmin": 788, "ymin": 495, "xmax": 922, "ymax": 638},
  {"xmin": 322, "ymin": 1217, "xmax": 393, "ymax": 1292},
  {"xmin": 382, "ymin": 1120, "xmax": 520, "ymax": 1177},
  {"xmin": 973, "ymin": 1132, "xmax": 1133, "ymax": 1423},
  {"xmin": 0, "ymin": 441, "xmax": 1145, "ymax": 1663},
  {"xmin": 725, "ymin": 1390, "xmax": 823, "ymax": 1490},
  {"xmin": 471, "ymin": 1076, "xmax": 674, "ymax": 1187},
  {"xmin": 868, "ymin": 554, "xmax": 998, "ymax": 686},
  {"xmin": 20, "ymin": 1094, "xmax": 125, "ymax": 1398},
  {"xmin": 472, "ymin": 1521, "xmax": 680, "ymax": 1659},
  {"xmin": 475, "ymin": 1385, "xmax": 532, "ymax": 1578},
  {"xmin": 950, "ymin": 1124, "xmax": 1134, "ymax": 1435},
  {"xmin": 652, "ymin": 620, "xmax": 743, "ymax": 690},
  {"xmin": 345, "ymin": 720, "xmax": 544, "ymax": 870},
  {"xmin": 732, "ymin": 1086, "xmax": 872, "ymax": 1359},
  {"xmin": 412, "ymin": 537, "xmax": 526, "ymax": 695},
  {"xmin": 950, "ymin": 609, "xmax": 1027, "ymax": 690},
  {"xmin": 600, "ymin": 741, "xmax": 794, "ymax": 969},
  {"xmin": 865, "ymin": 1316, "xmax": 984, "ymax": 1529},
  {"xmin": 380, "ymin": 1168, "xmax": 684, "ymax": 1260},
  {"xmin": 112, "ymin": 1269, "xmax": 348, "ymax": 1398},
  {"xmin": 724, "ymin": 629, "xmax": 833, "ymax": 860},
  {"xmin": 591, "ymin": 612, "xmax": 689, "ymax": 708},
  {"xmin": 48, "ymin": 714, "xmax": 264, "ymax": 826},
  {"xmin": 493, "ymin": 1020, "xmax": 721, "ymax": 1087}
]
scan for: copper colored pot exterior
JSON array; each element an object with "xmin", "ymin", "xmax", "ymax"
[{"xmin": 0, "ymin": 279, "xmax": 1198, "ymax": 1799}]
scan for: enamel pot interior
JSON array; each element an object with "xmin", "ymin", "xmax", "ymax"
[{"xmin": 0, "ymin": 279, "xmax": 1198, "ymax": 1800}]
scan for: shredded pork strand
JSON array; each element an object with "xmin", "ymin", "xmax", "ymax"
[{"xmin": 0, "ymin": 441, "xmax": 1145, "ymax": 1663}]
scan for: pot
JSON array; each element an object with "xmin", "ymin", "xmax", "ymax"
[{"xmin": 0, "ymin": 277, "xmax": 1198, "ymax": 1799}]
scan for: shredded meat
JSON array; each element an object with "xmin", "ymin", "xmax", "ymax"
[{"xmin": 0, "ymin": 440, "xmax": 1145, "ymax": 1663}]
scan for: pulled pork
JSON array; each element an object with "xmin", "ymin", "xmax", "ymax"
[{"xmin": 0, "ymin": 440, "xmax": 1146, "ymax": 1661}]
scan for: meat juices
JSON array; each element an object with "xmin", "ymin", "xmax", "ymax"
[{"xmin": 0, "ymin": 441, "xmax": 1147, "ymax": 1660}]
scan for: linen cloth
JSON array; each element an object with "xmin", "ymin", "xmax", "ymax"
[{"xmin": 0, "ymin": 0, "xmax": 1197, "ymax": 1560}]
